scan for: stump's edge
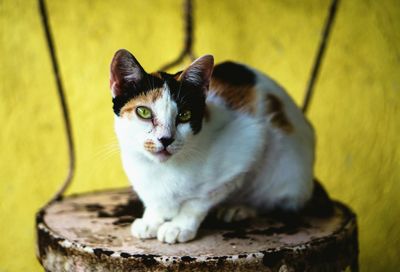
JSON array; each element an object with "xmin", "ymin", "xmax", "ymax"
[{"xmin": 36, "ymin": 189, "xmax": 358, "ymax": 272}]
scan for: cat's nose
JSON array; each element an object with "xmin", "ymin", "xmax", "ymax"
[{"xmin": 159, "ymin": 137, "xmax": 174, "ymax": 148}]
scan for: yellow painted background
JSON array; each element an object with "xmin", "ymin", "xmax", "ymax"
[{"xmin": 1, "ymin": 0, "xmax": 399, "ymax": 271}]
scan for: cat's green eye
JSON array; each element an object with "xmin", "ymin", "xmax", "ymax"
[
  {"xmin": 178, "ymin": 110, "xmax": 192, "ymax": 122},
  {"xmin": 136, "ymin": 106, "xmax": 153, "ymax": 119}
]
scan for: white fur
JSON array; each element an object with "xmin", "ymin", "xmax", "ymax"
[{"xmin": 114, "ymin": 68, "xmax": 315, "ymax": 243}]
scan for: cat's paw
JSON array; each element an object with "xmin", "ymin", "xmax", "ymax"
[
  {"xmin": 157, "ymin": 222, "xmax": 197, "ymax": 244},
  {"xmin": 131, "ymin": 218, "xmax": 160, "ymax": 239},
  {"xmin": 216, "ymin": 205, "xmax": 257, "ymax": 223}
]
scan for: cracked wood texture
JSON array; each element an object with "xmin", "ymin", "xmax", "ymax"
[{"xmin": 36, "ymin": 188, "xmax": 358, "ymax": 271}]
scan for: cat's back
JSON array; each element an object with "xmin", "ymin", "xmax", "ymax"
[
  {"xmin": 209, "ymin": 60, "xmax": 312, "ymax": 137},
  {"xmin": 209, "ymin": 61, "xmax": 258, "ymax": 114}
]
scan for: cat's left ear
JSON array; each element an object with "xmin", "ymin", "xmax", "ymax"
[{"xmin": 179, "ymin": 55, "xmax": 214, "ymax": 91}]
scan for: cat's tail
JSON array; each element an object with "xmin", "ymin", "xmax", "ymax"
[{"xmin": 302, "ymin": 179, "xmax": 334, "ymax": 217}]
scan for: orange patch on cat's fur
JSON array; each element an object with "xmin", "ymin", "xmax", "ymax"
[
  {"xmin": 265, "ymin": 94, "xmax": 294, "ymax": 133},
  {"xmin": 144, "ymin": 140, "xmax": 156, "ymax": 152},
  {"xmin": 120, "ymin": 89, "xmax": 163, "ymax": 117},
  {"xmin": 210, "ymin": 79, "xmax": 256, "ymax": 114}
]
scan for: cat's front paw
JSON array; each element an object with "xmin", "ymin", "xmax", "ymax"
[
  {"xmin": 216, "ymin": 205, "xmax": 257, "ymax": 223},
  {"xmin": 131, "ymin": 218, "xmax": 160, "ymax": 239},
  {"xmin": 157, "ymin": 222, "xmax": 197, "ymax": 244}
]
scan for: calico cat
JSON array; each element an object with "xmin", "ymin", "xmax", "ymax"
[{"xmin": 110, "ymin": 49, "xmax": 321, "ymax": 244}]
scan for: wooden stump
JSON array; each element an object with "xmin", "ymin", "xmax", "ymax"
[{"xmin": 36, "ymin": 188, "xmax": 358, "ymax": 271}]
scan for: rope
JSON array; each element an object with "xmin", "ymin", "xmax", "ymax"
[
  {"xmin": 302, "ymin": 0, "xmax": 340, "ymax": 113},
  {"xmin": 159, "ymin": 0, "xmax": 195, "ymax": 71},
  {"xmin": 39, "ymin": 0, "xmax": 75, "ymax": 207}
]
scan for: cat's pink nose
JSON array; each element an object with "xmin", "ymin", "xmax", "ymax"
[{"xmin": 159, "ymin": 137, "xmax": 174, "ymax": 148}]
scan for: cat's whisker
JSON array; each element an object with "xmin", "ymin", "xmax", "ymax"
[
  {"xmin": 97, "ymin": 144, "xmax": 119, "ymax": 154},
  {"xmin": 93, "ymin": 142, "xmax": 120, "ymax": 162},
  {"xmin": 94, "ymin": 146, "xmax": 118, "ymax": 158},
  {"xmin": 95, "ymin": 148, "xmax": 119, "ymax": 162},
  {"xmin": 93, "ymin": 144, "xmax": 118, "ymax": 156}
]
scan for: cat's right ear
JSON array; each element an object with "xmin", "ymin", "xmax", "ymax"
[{"xmin": 110, "ymin": 49, "xmax": 146, "ymax": 98}]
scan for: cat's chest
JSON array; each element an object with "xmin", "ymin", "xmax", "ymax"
[{"xmin": 122, "ymin": 155, "xmax": 204, "ymax": 199}]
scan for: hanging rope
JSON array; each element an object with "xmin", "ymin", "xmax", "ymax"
[
  {"xmin": 159, "ymin": 0, "xmax": 196, "ymax": 71},
  {"xmin": 39, "ymin": 0, "xmax": 75, "ymax": 207},
  {"xmin": 302, "ymin": 0, "xmax": 340, "ymax": 113}
]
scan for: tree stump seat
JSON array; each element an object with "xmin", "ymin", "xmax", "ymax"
[{"xmin": 36, "ymin": 188, "xmax": 358, "ymax": 271}]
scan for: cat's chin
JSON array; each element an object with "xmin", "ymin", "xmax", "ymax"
[{"xmin": 148, "ymin": 150, "xmax": 173, "ymax": 163}]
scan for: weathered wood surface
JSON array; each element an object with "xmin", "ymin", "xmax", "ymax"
[{"xmin": 36, "ymin": 188, "xmax": 358, "ymax": 271}]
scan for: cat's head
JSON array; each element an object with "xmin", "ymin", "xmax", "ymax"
[{"xmin": 110, "ymin": 49, "xmax": 214, "ymax": 163}]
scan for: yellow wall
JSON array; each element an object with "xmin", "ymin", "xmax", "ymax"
[{"xmin": 1, "ymin": 0, "xmax": 399, "ymax": 270}]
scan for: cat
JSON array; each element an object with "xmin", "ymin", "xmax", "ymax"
[{"xmin": 110, "ymin": 49, "xmax": 325, "ymax": 244}]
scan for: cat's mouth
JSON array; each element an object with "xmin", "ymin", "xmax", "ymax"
[
  {"xmin": 153, "ymin": 149, "xmax": 172, "ymax": 162},
  {"xmin": 157, "ymin": 149, "xmax": 172, "ymax": 156}
]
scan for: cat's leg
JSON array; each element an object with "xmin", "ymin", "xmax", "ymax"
[
  {"xmin": 157, "ymin": 176, "xmax": 245, "ymax": 243},
  {"xmin": 131, "ymin": 208, "xmax": 164, "ymax": 239},
  {"xmin": 216, "ymin": 205, "xmax": 257, "ymax": 223},
  {"xmin": 131, "ymin": 204, "xmax": 179, "ymax": 239},
  {"xmin": 157, "ymin": 198, "xmax": 209, "ymax": 243}
]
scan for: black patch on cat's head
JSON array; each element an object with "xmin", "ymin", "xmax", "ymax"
[
  {"xmin": 212, "ymin": 61, "xmax": 256, "ymax": 86},
  {"xmin": 110, "ymin": 49, "xmax": 164, "ymax": 115},
  {"xmin": 168, "ymin": 54, "xmax": 214, "ymax": 134},
  {"xmin": 111, "ymin": 73, "xmax": 164, "ymax": 116},
  {"xmin": 159, "ymin": 72, "xmax": 206, "ymax": 134},
  {"xmin": 110, "ymin": 50, "xmax": 214, "ymax": 134}
]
